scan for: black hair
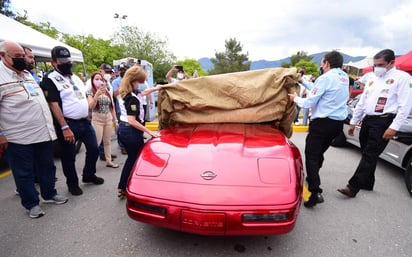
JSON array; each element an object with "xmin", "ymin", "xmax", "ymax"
[
  {"xmin": 323, "ymin": 51, "xmax": 343, "ymax": 69},
  {"xmin": 374, "ymin": 49, "xmax": 395, "ymax": 63},
  {"xmin": 22, "ymin": 46, "xmax": 33, "ymax": 52}
]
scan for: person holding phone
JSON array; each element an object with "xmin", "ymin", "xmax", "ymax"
[
  {"xmin": 165, "ymin": 65, "xmax": 190, "ymax": 83},
  {"xmin": 88, "ymin": 72, "xmax": 119, "ymax": 168}
]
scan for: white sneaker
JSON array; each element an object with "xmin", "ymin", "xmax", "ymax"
[
  {"xmin": 43, "ymin": 194, "xmax": 69, "ymax": 205},
  {"xmin": 29, "ymin": 205, "xmax": 45, "ymax": 218}
]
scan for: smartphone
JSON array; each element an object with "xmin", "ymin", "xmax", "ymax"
[{"xmin": 176, "ymin": 65, "xmax": 183, "ymax": 71}]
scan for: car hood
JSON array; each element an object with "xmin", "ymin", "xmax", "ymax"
[{"xmin": 128, "ymin": 123, "xmax": 301, "ymax": 205}]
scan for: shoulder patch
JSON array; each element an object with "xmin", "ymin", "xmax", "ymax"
[{"xmin": 131, "ymin": 104, "xmax": 137, "ymax": 111}]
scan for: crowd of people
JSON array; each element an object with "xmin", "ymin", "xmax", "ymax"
[{"xmin": 1, "ymin": 39, "xmax": 411, "ymax": 219}]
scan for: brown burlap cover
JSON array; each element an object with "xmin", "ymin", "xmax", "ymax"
[{"xmin": 156, "ymin": 68, "xmax": 299, "ymax": 138}]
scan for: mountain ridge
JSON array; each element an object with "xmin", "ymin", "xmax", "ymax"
[{"xmin": 199, "ymin": 52, "xmax": 366, "ymax": 71}]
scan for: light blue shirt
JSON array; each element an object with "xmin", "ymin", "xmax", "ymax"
[
  {"xmin": 294, "ymin": 68, "xmax": 349, "ymax": 121},
  {"xmin": 111, "ymin": 76, "xmax": 122, "ymax": 91},
  {"xmin": 29, "ymin": 69, "xmax": 41, "ymax": 85}
]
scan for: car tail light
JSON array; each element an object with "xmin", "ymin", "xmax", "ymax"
[
  {"xmin": 129, "ymin": 201, "xmax": 167, "ymax": 216},
  {"xmin": 242, "ymin": 213, "xmax": 289, "ymax": 222}
]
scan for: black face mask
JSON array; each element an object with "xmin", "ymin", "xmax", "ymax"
[
  {"xmin": 12, "ymin": 57, "xmax": 26, "ymax": 71},
  {"xmin": 57, "ymin": 63, "xmax": 73, "ymax": 75}
]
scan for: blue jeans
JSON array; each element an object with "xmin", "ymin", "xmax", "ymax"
[
  {"xmin": 302, "ymin": 108, "xmax": 309, "ymax": 126},
  {"xmin": 294, "ymin": 106, "xmax": 309, "ymax": 125},
  {"xmin": 117, "ymin": 123, "xmax": 144, "ymax": 190},
  {"xmin": 57, "ymin": 118, "xmax": 99, "ymax": 188},
  {"xmin": 5, "ymin": 141, "xmax": 57, "ymax": 209}
]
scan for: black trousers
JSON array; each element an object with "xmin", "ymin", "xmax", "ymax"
[
  {"xmin": 348, "ymin": 115, "xmax": 394, "ymax": 192},
  {"xmin": 305, "ymin": 118, "xmax": 344, "ymax": 194}
]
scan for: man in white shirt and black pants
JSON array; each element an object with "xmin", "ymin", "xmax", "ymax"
[{"xmin": 338, "ymin": 49, "xmax": 412, "ymax": 198}]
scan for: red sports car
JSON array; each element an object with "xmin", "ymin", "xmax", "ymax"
[{"xmin": 126, "ymin": 123, "xmax": 304, "ymax": 236}]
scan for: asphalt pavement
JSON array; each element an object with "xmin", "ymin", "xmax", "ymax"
[{"xmin": 0, "ymin": 131, "xmax": 411, "ymax": 257}]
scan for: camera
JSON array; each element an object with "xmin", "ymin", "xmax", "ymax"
[{"xmin": 176, "ymin": 65, "xmax": 183, "ymax": 71}]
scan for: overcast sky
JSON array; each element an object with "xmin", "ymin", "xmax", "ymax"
[{"xmin": 10, "ymin": 0, "xmax": 412, "ymax": 61}]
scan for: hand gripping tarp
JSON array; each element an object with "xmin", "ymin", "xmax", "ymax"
[{"xmin": 156, "ymin": 68, "xmax": 299, "ymax": 138}]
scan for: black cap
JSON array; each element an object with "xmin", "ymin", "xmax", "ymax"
[
  {"xmin": 119, "ymin": 62, "xmax": 129, "ymax": 71},
  {"xmin": 51, "ymin": 46, "xmax": 72, "ymax": 62},
  {"xmin": 100, "ymin": 63, "xmax": 112, "ymax": 72}
]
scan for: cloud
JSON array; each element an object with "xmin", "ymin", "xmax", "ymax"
[{"xmin": 10, "ymin": 0, "xmax": 412, "ymax": 61}]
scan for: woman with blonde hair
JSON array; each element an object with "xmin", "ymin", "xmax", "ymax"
[{"xmin": 117, "ymin": 66, "xmax": 160, "ymax": 198}]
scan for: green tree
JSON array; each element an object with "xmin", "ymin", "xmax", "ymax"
[
  {"xmin": 176, "ymin": 59, "xmax": 208, "ymax": 77},
  {"xmin": 111, "ymin": 26, "xmax": 176, "ymax": 82},
  {"xmin": 62, "ymin": 34, "xmax": 124, "ymax": 76},
  {"xmin": 0, "ymin": 0, "xmax": 14, "ymax": 17},
  {"xmin": 281, "ymin": 62, "xmax": 291, "ymax": 68},
  {"xmin": 209, "ymin": 38, "xmax": 251, "ymax": 75},
  {"xmin": 295, "ymin": 59, "xmax": 319, "ymax": 77},
  {"xmin": 289, "ymin": 51, "xmax": 313, "ymax": 67}
]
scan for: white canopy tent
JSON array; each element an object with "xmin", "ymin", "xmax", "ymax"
[
  {"xmin": 344, "ymin": 57, "xmax": 373, "ymax": 69},
  {"xmin": 0, "ymin": 14, "xmax": 84, "ymax": 62}
]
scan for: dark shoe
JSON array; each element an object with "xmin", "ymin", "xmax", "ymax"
[
  {"xmin": 111, "ymin": 154, "xmax": 117, "ymax": 159},
  {"xmin": 337, "ymin": 187, "xmax": 357, "ymax": 198},
  {"xmin": 82, "ymin": 175, "xmax": 104, "ymax": 185},
  {"xmin": 121, "ymin": 148, "xmax": 127, "ymax": 155},
  {"xmin": 303, "ymin": 192, "xmax": 324, "ymax": 208},
  {"xmin": 69, "ymin": 186, "xmax": 83, "ymax": 196}
]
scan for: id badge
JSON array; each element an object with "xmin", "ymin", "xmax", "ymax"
[
  {"xmin": 23, "ymin": 82, "xmax": 39, "ymax": 96},
  {"xmin": 75, "ymin": 91, "xmax": 85, "ymax": 100},
  {"xmin": 374, "ymin": 97, "xmax": 387, "ymax": 113}
]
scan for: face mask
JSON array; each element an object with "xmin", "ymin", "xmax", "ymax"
[
  {"xmin": 177, "ymin": 72, "xmax": 184, "ymax": 80},
  {"xmin": 103, "ymin": 74, "xmax": 112, "ymax": 82},
  {"xmin": 137, "ymin": 84, "xmax": 147, "ymax": 93},
  {"xmin": 374, "ymin": 67, "xmax": 387, "ymax": 77},
  {"xmin": 319, "ymin": 67, "xmax": 324, "ymax": 75},
  {"xmin": 11, "ymin": 57, "xmax": 26, "ymax": 71},
  {"xmin": 120, "ymin": 71, "xmax": 126, "ymax": 78},
  {"xmin": 94, "ymin": 80, "xmax": 104, "ymax": 88},
  {"xmin": 57, "ymin": 63, "xmax": 73, "ymax": 75}
]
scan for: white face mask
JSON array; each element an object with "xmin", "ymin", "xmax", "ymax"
[
  {"xmin": 103, "ymin": 73, "xmax": 112, "ymax": 82},
  {"xmin": 374, "ymin": 67, "xmax": 387, "ymax": 77},
  {"xmin": 94, "ymin": 80, "xmax": 104, "ymax": 87},
  {"xmin": 177, "ymin": 72, "xmax": 184, "ymax": 80}
]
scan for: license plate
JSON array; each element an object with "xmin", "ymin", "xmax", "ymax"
[{"xmin": 181, "ymin": 210, "xmax": 225, "ymax": 232}]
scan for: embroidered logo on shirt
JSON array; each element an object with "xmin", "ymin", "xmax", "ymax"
[
  {"xmin": 62, "ymin": 84, "xmax": 70, "ymax": 89},
  {"xmin": 312, "ymin": 88, "xmax": 318, "ymax": 95},
  {"xmin": 131, "ymin": 104, "xmax": 137, "ymax": 111},
  {"xmin": 55, "ymin": 75, "xmax": 65, "ymax": 83},
  {"xmin": 410, "ymin": 83, "xmax": 412, "ymax": 88},
  {"xmin": 385, "ymin": 79, "xmax": 394, "ymax": 84}
]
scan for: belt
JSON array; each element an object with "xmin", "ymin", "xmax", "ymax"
[
  {"xmin": 119, "ymin": 121, "xmax": 130, "ymax": 126},
  {"xmin": 365, "ymin": 113, "xmax": 396, "ymax": 119},
  {"xmin": 65, "ymin": 117, "xmax": 89, "ymax": 122}
]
